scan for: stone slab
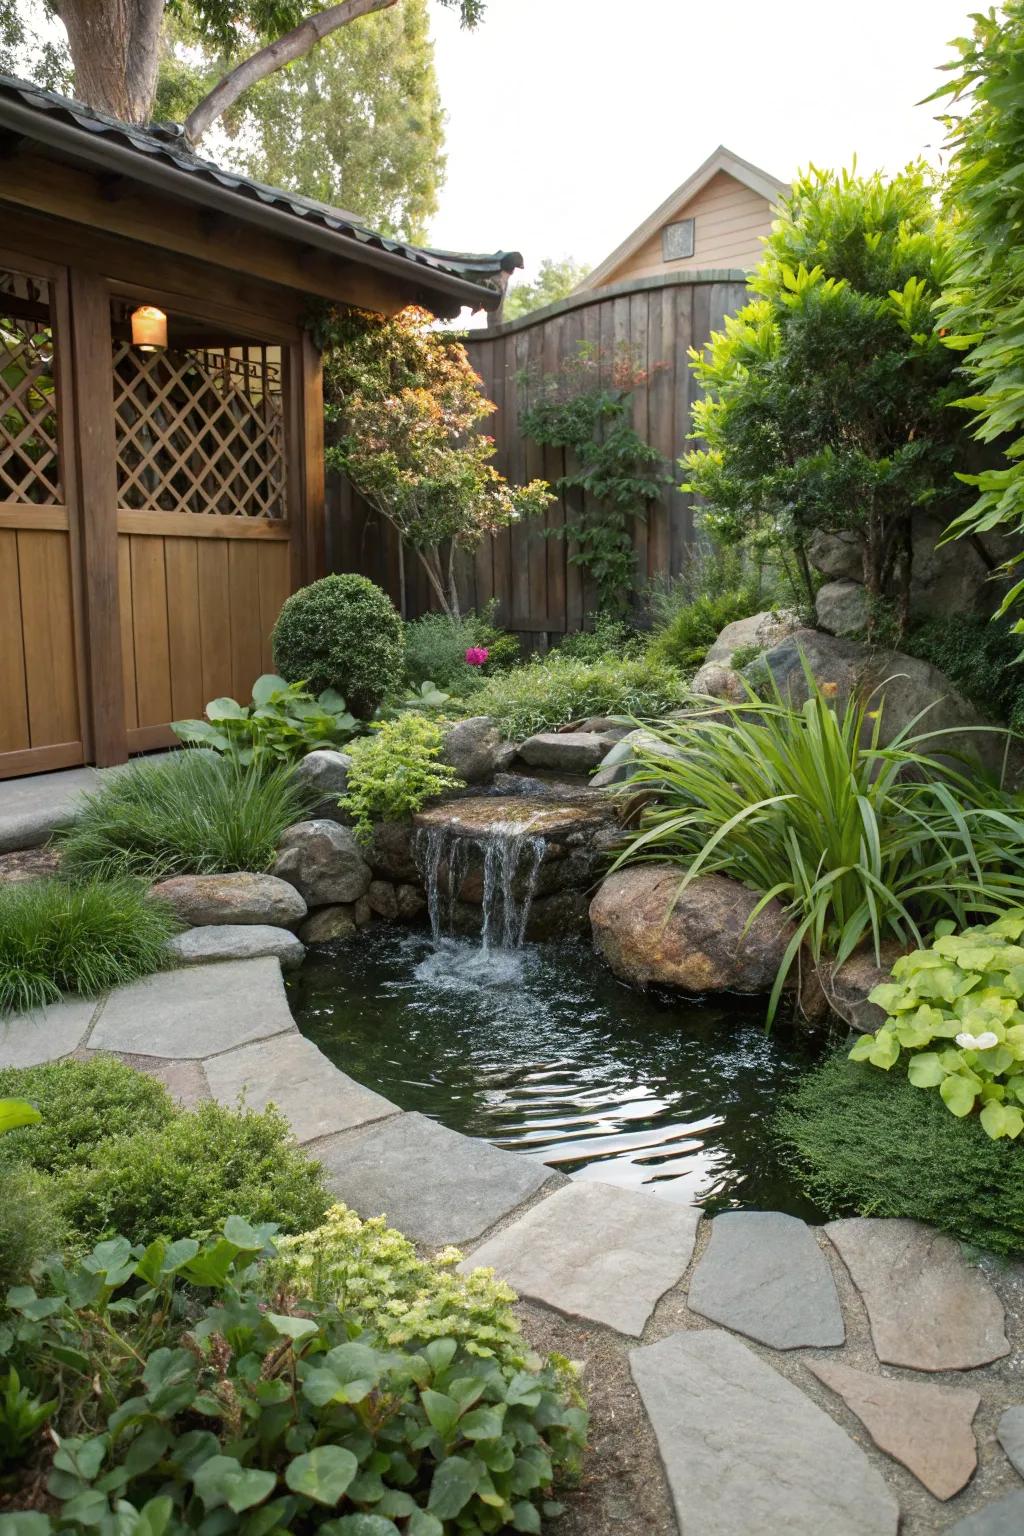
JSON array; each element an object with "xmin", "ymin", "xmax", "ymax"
[
  {"xmin": 95, "ymin": 1052, "xmax": 210, "ymax": 1108},
  {"xmin": 805, "ymin": 1358, "xmax": 979, "ymax": 1501},
  {"xmin": 949, "ymin": 1492, "xmax": 1024, "ymax": 1536},
  {"xmin": 0, "ymin": 766, "xmax": 100, "ymax": 852},
  {"xmin": 825, "ymin": 1217, "xmax": 1009, "ymax": 1370},
  {"xmin": 316, "ymin": 1111, "xmax": 559, "ymax": 1248},
  {"xmin": 90, "ymin": 957, "xmax": 296, "ymax": 1060},
  {"xmin": 460, "ymin": 1180, "xmax": 699, "ymax": 1336},
  {"xmin": 517, "ymin": 732, "xmax": 611, "ymax": 772},
  {"xmin": 0, "ymin": 996, "xmax": 98, "ymax": 1067},
  {"xmin": 996, "ymin": 1405, "xmax": 1024, "ymax": 1477},
  {"xmin": 167, "ymin": 924, "xmax": 305, "ymax": 970},
  {"xmin": 203, "ymin": 1033, "xmax": 398, "ymax": 1144},
  {"xmin": 687, "ymin": 1210, "xmax": 844, "ymax": 1349},
  {"xmin": 630, "ymin": 1329, "xmax": 898, "ymax": 1536},
  {"xmin": 0, "ymin": 846, "xmax": 62, "ymax": 887}
]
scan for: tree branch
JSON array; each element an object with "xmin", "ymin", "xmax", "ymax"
[{"xmin": 183, "ymin": 0, "xmax": 399, "ymax": 147}]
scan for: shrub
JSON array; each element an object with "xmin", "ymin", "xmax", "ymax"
[
  {"xmin": 555, "ymin": 612, "xmax": 641, "ymax": 663},
  {"xmin": 776, "ymin": 1050, "xmax": 1024, "ymax": 1256},
  {"xmin": 903, "ymin": 613, "xmax": 1024, "ymax": 734},
  {"xmin": 404, "ymin": 605, "xmax": 519, "ymax": 696},
  {"xmin": 173, "ymin": 673, "xmax": 358, "ymax": 767},
  {"xmin": 57, "ymin": 752, "xmax": 307, "ymax": 882},
  {"xmin": 0, "ymin": 1165, "xmax": 63, "ymax": 1294},
  {"xmin": 0, "ymin": 1056, "xmax": 173, "ymax": 1175},
  {"xmin": 272, "ymin": 572, "xmax": 404, "ymax": 716},
  {"xmin": 340, "ymin": 713, "xmax": 464, "ymax": 843},
  {"xmin": 466, "ymin": 652, "xmax": 690, "ymax": 739},
  {"xmin": 646, "ymin": 587, "xmax": 765, "ymax": 672},
  {"xmin": 0, "ymin": 878, "xmax": 177, "ymax": 1017}
]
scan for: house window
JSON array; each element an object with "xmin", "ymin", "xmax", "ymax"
[{"xmin": 661, "ymin": 218, "xmax": 695, "ymax": 262}]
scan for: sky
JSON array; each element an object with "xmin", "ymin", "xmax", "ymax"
[{"xmin": 427, "ymin": 0, "xmax": 978, "ymax": 283}]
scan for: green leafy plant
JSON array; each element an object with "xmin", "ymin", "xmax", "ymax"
[
  {"xmin": 0, "ymin": 1165, "xmax": 64, "ymax": 1296},
  {"xmin": 611, "ymin": 664, "xmax": 1024, "ymax": 1021},
  {"xmin": 57, "ymin": 753, "xmax": 307, "ymax": 882},
  {"xmin": 173, "ymin": 674, "xmax": 357, "ymax": 767},
  {"xmin": 646, "ymin": 587, "xmax": 765, "ymax": 672},
  {"xmin": 0, "ymin": 1365, "xmax": 57, "ymax": 1470},
  {"xmin": 465, "ymin": 652, "xmax": 689, "ymax": 740},
  {"xmin": 0, "ymin": 1056, "xmax": 174, "ymax": 1176},
  {"xmin": 272, "ymin": 572, "xmax": 405, "ymax": 717},
  {"xmin": 776, "ymin": 1049, "xmax": 1024, "ymax": 1255},
  {"xmin": 0, "ymin": 878, "xmax": 178, "ymax": 1018},
  {"xmin": 850, "ymin": 913, "xmax": 1024, "ymax": 1138},
  {"xmin": 340, "ymin": 714, "xmax": 464, "ymax": 844},
  {"xmin": 554, "ymin": 613, "xmax": 640, "ymax": 663},
  {"xmin": 404, "ymin": 605, "xmax": 519, "ymax": 697},
  {"xmin": 903, "ymin": 613, "xmax": 1024, "ymax": 734}
]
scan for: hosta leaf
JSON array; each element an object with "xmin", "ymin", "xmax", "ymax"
[
  {"xmin": 285, "ymin": 1446, "xmax": 358, "ymax": 1506},
  {"xmin": 266, "ymin": 1313, "xmax": 319, "ymax": 1342},
  {"xmin": 0, "ymin": 1098, "xmax": 41, "ymax": 1135}
]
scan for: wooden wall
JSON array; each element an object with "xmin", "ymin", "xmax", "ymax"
[
  {"xmin": 605, "ymin": 172, "xmax": 774, "ymax": 284},
  {"xmin": 327, "ymin": 269, "xmax": 748, "ymax": 646}
]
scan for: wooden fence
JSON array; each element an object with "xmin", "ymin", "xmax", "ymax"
[{"xmin": 326, "ymin": 268, "xmax": 748, "ymax": 647}]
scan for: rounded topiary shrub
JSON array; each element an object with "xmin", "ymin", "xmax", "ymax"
[{"xmin": 272, "ymin": 573, "xmax": 403, "ymax": 717}]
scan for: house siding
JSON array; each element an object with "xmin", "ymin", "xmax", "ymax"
[{"xmin": 601, "ymin": 172, "xmax": 775, "ymax": 285}]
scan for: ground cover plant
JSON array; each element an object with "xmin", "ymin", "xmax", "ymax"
[
  {"xmin": 904, "ymin": 612, "xmax": 1024, "ymax": 734},
  {"xmin": 173, "ymin": 674, "xmax": 358, "ymax": 768},
  {"xmin": 340, "ymin": 713, "xmax": 464, "ymax": 843},
  {"xmin": 776, "ymin": 1049, "xmax": 1024, "ymax": 1256},
  {"xmin": 463, "ymin": 652, "xmax": 689, "ymax": 740},
  {"xmin": 404, "ymin": 605, "xmax": 520, "ymax": 697},
  {"xmin": 57, "ymin": 753, "xmax": 307, "ymax": 883},
  {"xmin": 273, "ymin": 572, "xmax": 405, "ymax": 717},
  {"xmin": 0, "ymin": 878, "xmax": 177, "ymax": 1017}
]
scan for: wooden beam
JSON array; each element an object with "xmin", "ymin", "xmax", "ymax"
[
  {"xmin": 301, "ymin": 332, "xmax": 326, "ymax": 583},
  {"xmin": 116, "ymin": 509, "xmax": 290, "ymax": 540}
]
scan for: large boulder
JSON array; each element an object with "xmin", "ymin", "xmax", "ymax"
[
  {"xmin": 293, "ymin": 749, "xmax": 353, "ymax": 821},
  {"xmin": 368, "ymin": 818, "xmax": 418, "ymax": 882},
  {"xmin": 299, "ymin": 904, "xmax": 357, "ymax": 942},
  {"xmin": 517, "ymin": 731, "xmax": 615, "ymax": 772},
  {"xmin": 151, "ymin": 872, "xmax": 306, "ymax": 927},
  {"xmin": 689, "ymin": 661, "xmax": 747, "ymax": 703},
  {"xmin": 591, "ymin": 727, "xmax": 689, "ymax": 789},
  {"xmin": 167, "ymin": 924, "xmax": 305, "ymax": 970},
  {"xmin": 273, "ymin": 819, "xmax": 372, "ymax": 907},
  {"xmin": 705, "ymin": 610, "xmax": 801, "ymax": 667},
  {"xmin": 815, "ymin": 580, "xmax": 869, "ymax": 638},
  {"xmin": 441, "ymin": 717, "xmax": 514, "ymax": 784},
  {"xmin": 590, "ymin": 866, "xmax": 795, "ymax": 994},
  {"xmin": 808, "ymin": 518, "xmax": 1021, "ymax": 619}
]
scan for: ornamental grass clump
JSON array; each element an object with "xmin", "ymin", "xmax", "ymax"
[{"xmin": 612, "ymin": 663, "xmax": 1024, "ymax": 1021}]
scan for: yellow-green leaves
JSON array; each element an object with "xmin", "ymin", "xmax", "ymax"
[{"xmin": 0, "ymin": 1098, "xmax": 41, "ymax": 1135}]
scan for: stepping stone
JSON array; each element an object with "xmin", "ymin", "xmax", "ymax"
[
  {"xmin": 630, "ymin": 1329, "xmax": 898, "ymax": 1536},
  {"xmin": 805, "ymin": 1359, "xmax": 979, "ymax": 1500},
  {"xmin": 0, "ymin": 996, "xmax": 97, "ymax": 1067},
  {"xmin": 90, "ymin": 957, "xmax": 296, "ymax": 1060},
  {"xmin": 151, "ymin": 872, "xmax": 306, "ymax": 927},
  {"xmin": 459, "ymin": 1181, "xmax": 700, "ymax": 1336},
  {"xmin": 687, "ymin": 1210, "xmax": 844, "ymax": 1348},
  {"xmin": 0, "ymin": 765, "xmax": 99, "ymax": 852},
  {"xmin": 316, "ymin": 1111, "xmax": 559, "ymax": 1248},
  {"xmin": 203, "ymin": 1034, "xmax": 398, "ymax": 1145},
  {"xmin": 997, "ymin": 1405, "xmax": 1024, "ymax": 1477},
  {"xmin": 948, "ymin": 1491, "xmax": 1024, "ymax": 1535},
  {"xmin": 825, "ymin": 1218, "xmax": 1008, "ymax": 1370},
  {"xmin": 167, "ymin": 924, "xmax": 305, "ymax": 970}
]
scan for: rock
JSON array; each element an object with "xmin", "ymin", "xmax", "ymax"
[
  {"xmin": 590, "ymin": 866, "xmax": 795, "ymax": 994},
  {"xmin": 203, "ymin": 1033, "xmax": 398, "ymax": 1144},
  {"xmin": 462, "ymin": 1182, "xmax": 701, "ymax": 1336},
  {"xmin": 367, "ymin": 879, "xmax": 398, "ymax": 919},
  {"xmin": 948, "ymin": 1492, "xmax": 1024, "ymax": 1536},
  {"xmin": 522, "ymin": 889, "xmax": 591, "ymax": 940},
  {"xmin": 299, "ymin": 905, "xmax": 356, "ymax": 943},
  {"xmin": 150, "ymin": 872, "xmax": 306, "ymax": 928},
  {"xmin": 517, "ymin": 731, "xmax": 614, "ymax": 772},
  {"xmin": 441, "ymin": 716, "xmax": 506, "ymax": 784},
  {"xmin": 574, "ymin": 716, "xmax": 633, "ymax": 736},
  {"xmin": 293, "ymin": 749, "xmax": 353, "ymax": 820},
  {"xmin": 807, "ymin": 529, "xmax": 863, "ymax": 583},
  {"xmin": 167, "ymin": 924, "xmax": 305, "ymax": 970},
  {"xmin": 0, "ymin": 845, "xmax": 61, "ymax": 886},
  {"xmin": 0, "ymin": 997, "xmax": 98, "ymax": 1067},
  {"xmin": 273, "ymin": 819, "xmax": 372, "ymax": 907},
  {"xmin": 90, "ymin": 957, "xmax": 295, "ymax": 1060},
  {"xmin": 368, "ymin": 818, "xmax": 418, "ymax": 882},
  {"xmin": 630, "ymin": 1329, "xmax": 898, "ymax": 1536},
  {"xmin": 395, "ymin": 883, "xmax": 426, "ymax": 920},
  {"xmin": 805, "ymin": 1359, "xmax": 979, "ymax": 1501},
  {"xmin": 591, "ymin": 727, "xmax": 689, "ymax": 788},
  {"xmin": 824, "ymin": 1217, "xmax": 1009, "ymax": 1370},
  {"xmin": 705, "ymin": 609, "xmax": 801, "ymax": 666},
  {"xmin": 690, "ymin": 661, "xmax": 747, "ymax": 701},
  {"xmin": 818, "ymin": 942, "xmax": 907, "ymax": 1033},
  {"xmin": 353, "ymin": 895, "xmax": 372, "ymax": 927},
  {"xmin": 687, "ymin": 1211, "xmax": 844, "ymax": 1348},
  {"xmin": 997, "ymin": 1406, "xmax": 1024, "ymax": 1477},
  {"xmin": 815, "ymin": 579, "xmax": 869, "ymax": 637}
]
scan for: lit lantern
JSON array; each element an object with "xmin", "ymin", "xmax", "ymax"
[{"xmin": 131, "ymin": 304, "xmax": 167, "ymax": 351}]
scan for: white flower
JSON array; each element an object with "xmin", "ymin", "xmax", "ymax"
[{"xmin": 956, "ymin": 1030, "xmax": 999, "ymax": 1051}]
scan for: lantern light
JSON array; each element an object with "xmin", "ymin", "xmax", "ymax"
[{"xmin": 131, "ymin": 304, "xmax": 167, "ymax": 351}]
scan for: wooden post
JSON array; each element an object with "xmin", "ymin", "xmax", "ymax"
[
  {"xmin": 68, "ymin": 269, "xmax": 127, "ymax": 766},
  {"xmin": 300, "ymin": 331, "xmax": 325, "ymax": 584}
]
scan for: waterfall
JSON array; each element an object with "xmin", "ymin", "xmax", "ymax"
[{"xmin": 415, "ymin": 820, "xmax": 546, "ymax": 953}]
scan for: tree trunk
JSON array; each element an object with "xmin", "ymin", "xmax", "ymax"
[
  {"xmin": 54, "ymin": 0, "xmax": 165, "ymax": 124},
  {"xmin": 446, "ymin": 541, "xmax": 461, "ymax": 621}
]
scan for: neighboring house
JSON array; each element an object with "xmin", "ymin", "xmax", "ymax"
[{"xmin": 576, "ymin": 146, "xmax": 789, "ymax": 293}]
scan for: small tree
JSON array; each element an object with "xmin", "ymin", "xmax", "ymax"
[
  {"xmin": 682, "ymin": 165, "xmax": 968, "ymax": 640},
  {"xmin": 321, "ymin": 305, "xmax": 552, "ymax": 619},
  {"xmin": 503, "ymin": 257, "xmax": 592, "ymax": 320}
]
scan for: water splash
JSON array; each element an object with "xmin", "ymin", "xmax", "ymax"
[{"xmin": 414, "ymin": 817, "xmax": 546, "ymax": 954}]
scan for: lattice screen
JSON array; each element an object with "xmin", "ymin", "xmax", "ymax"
[
  {"xmin": 0, "ymin": 274, "xmax": 61, "ymax": 506},
  {"xmin": 113, "ymin": 345, "xmax": 286, "ymax": 518}
]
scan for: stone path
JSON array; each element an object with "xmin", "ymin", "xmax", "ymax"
[
  {"xmin": 3, "ymin": 954, "xmax": 1023, "ymax": 1535},
  {"xmin": 0, "ymin": 765, "xmax": 103, "ymax": 852}
]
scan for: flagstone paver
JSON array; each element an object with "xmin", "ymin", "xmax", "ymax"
[
  {"xmin": 90, "ymin": 957, "xmax": 296, "ymax": 1059},
  {"xmin": 314, "ymin": 1110, "xmax": 560, "ymax": 1248},
  {"xmin": 687, "ymin": 1209, "xmax": 844, "ymax": 1348},
  {"xmin": 0, "ymin": 765, "xmax": 101, "ymax": 852},
  {"xmin": 202, "ymin": 1033, "xmax": 399, "ymax": 1144},
  {"xmin": 0, "ymin": 996, "xmax": 97, "ymax": 1066},
  {"xmin": 459, "ymin": 1180, "xmax": 701, "ymax": 1336},
  {"xmin": 948, "ymin": 1491, "xmax": 1024, "ymax": 1535},
  {"xmin": 805, "ymin": 1358, "xmax": 980, "ymax": 1500},
  {"xmin": 996, "ymin": 1405, "xmax": 1024, "ymax": 1477},
  {"xmin": 167, "ymin": 924, "xmax": 306, "ymax": 969},
  {"xmin": 824, "ymin": 1217, "xmax": 1009, "ymax": 1370},
  {"xmin": 630, "ymin": 1328, "xmax": 899, "ymax": 1536}
]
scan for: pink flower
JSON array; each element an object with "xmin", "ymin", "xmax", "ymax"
[{"xmin": 465, "ymin": 646, "xmax": 489, "ymax": 666}]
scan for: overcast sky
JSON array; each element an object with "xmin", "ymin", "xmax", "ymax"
[{"xmin": 427, "ymin": 0, "xmax": 977, "ymax": 281}]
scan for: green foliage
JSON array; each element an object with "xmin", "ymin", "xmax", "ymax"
[
  {"xmin": 340, "ymin": 714, "xmax": 464, "ymax": 843},
  {"xmin": 776, "ymin": 1050, "xmax": 1024, "ymax": 1256},
  {"xmin": 850, "ymin": 913, "xmax": 1024, "ymax": 1139},
  {"xmin": 611, "ymin": 665, "xmax": 1024, "ymax": 1021},
  {"xmin": 273, "ymin": 573, "xmax": 405, "ymax": 718},
  {"xmin": 503, "ymin": 257, "xmax": 592, "ymax": 320},
  {"xmin": 684, "ymin": 164, "xmax": 966, "ymax": 637},
  {"xmin": 934, "ymin": 5, "xmax": 1024, "ymax": 632},
  {"xmin": 646, "ymin": 587, "xmax": 765, "ymax": 672},
  {"xmin": 57, "ymin": 754, "xmax": 307, "ymax": 883},
  {"xmin": 904, "ymin": 612, "xmax": 1024, "ymax": 734},
  {"xmin": 0, "ymin": 1165, "xmax": 63, "ymax": 1295},
  {"xmin": 0, "ymin": 1214, "xmax": 585, "ymax": 1533},
  {"xmin": 173, "ymin": 674, "xmax": 357, "ymax": 768},
  {"xmin": 404, "ymin": 605, "xmax": 519, "ymax": 696},
  {"xmin": 465, "ymin": 652, "xmax": 690, "ymax": 740},
  {"xmin": 0, "ymin": 1056, "xmax": 174, "ymax": 1176},
  {"xmin": 554, "ymin": 613, "xmax": 641, "ymax": 663},
  {"xmin": 0, "ymin": 878, "xmax": 177, "ymax": 1018}
]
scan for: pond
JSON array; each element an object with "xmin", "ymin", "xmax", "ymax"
[{"xmin": 287, "ymin": 925, "xmax": 827, "ymax": 1219}]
